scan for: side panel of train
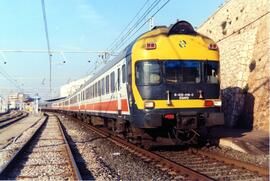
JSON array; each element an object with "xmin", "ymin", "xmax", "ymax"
[{"xmin": 53, "ymin": 57, "xmax": 133, "ymax": 122}]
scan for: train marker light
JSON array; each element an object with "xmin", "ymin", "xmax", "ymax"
[
  {"xmin": 145, "ymin": 42, "xmax": 156, "ymax": 50},
  {"xmin": 204, "ymin": 100, "xmax": 214, "ymax": 107},
  {"xmin": 213, "ymin": 100, "xmax": 222, "ymax": 106},
  {"xmin": 144, "ymin": 101, "xmax": 155, "ymax": 109},
  {"xmin": 208, "ymin": 43, "xmax": 218, "ymax": 50},
  {"xmin": 164, "ymin": 114, "xmax": 175, "ymax": 119}
]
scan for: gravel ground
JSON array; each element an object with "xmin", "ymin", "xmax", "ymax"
[
  {"xmin": 2, "ymin": 115, "xmax": 76, "ymax": 180},
  {"xmin": 0, "ymin": 116, "xmax": 46, "ymax": 169},
  {"xmin": 61, "ymin": 116, "xmax": 182, "ymax": 181},
  {"xmin": 155, "ymin": 149, "xmax": 266, "ymax": 180},
  {"xmin": 207, "ymin": 145, "xmax": 269, "ymax": 167}
]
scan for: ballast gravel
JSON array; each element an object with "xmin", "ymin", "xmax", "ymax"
[
  {"xmin": 60, "ymin": 116, "xmax": 179, "ymax": 181},
  {"xmin": 208, "ymin": 146, "xmax": 269, "ymax": 168},
  {"xmin": 0, "ymin": 116, "xmax": 46, "ymax": 170},
  {"xmin": 1, "ymin": 115, "xmax": 76, "ymax": 180}
]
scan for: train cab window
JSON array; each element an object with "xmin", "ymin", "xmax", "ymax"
[
  {"xmin": 117, "ymin": 68, "xmax": 120, "ymax": 91},
  {"xmin": 101, "ymin": 78, "xmax": 105, "ymax": 95},
  {"xmin": 106, "ymin": 75, "xmax": 110, "ymax": 94},
  {"xmin": 122, "ymin": 64, "xmax": 126, "ymax": 83},
  {"xmin": 110, "ymin": 72, "xmax": 115, "ymax": 92},
  {"xmin": 164, "ymin": 60, "xmax": 201, "ymax": 84},
  {"xmin": 205, "ymin": 61, "xmax": 219, "ymax": 83},
  {"xmin": 136, "ymin": 61, "xmax": 161, "ymax": 85}
]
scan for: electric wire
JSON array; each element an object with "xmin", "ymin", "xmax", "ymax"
[
  {"xmin": 109, "ymin": 0, "xmax": 169, "ymax": 55},
  {"xmin": 112, "ymin": 0, "xmax": 170, "ymax": 52},
  {"xmin": 119, "ymin": 0, "xmax": 171, "ymax": 49},
  {"xmin": 0, "ymin": 66, "xmax": 22, "ymax": 91},
  {"xmin": 106, "ymin": 0, "xmax": 150, "ymax": 51},
  {"xmin": 108, "ymin": 0, "xmax": 162, "ymax": 54},
  {"xmin": 41, "ymin": 0, "xmax": 52, "ymax": 96}
]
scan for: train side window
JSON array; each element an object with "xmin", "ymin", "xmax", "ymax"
[
  {"xmin": 93, "ymin": 84, "xmax": 96, "ymax": 98},
  {"xmin": 87, "ymin": 87, "xmax": 90, "ymax": 99},
  {"xmin": 117, "ymin": 68, "xmax": 120, "ymax": 90},
  {"xmin": 110, "ymin": 72, "xmax": 115, "ymax": 92},
  {"xmin": 101, "ymin": 78, "xmax": 105, "ymax": 95},
  {"xmin": 98, "ymin": 81, "xmax": 101, "ymax": 96},
  {"xmin": 91, "ymin": 85, "xmax": 93, "ymax": 98},
  {"xmin": 106, "ymin": 75, "xmax": 109, "ymax": 94},
  {"xmin": 96, "ymin": 83, "xmax": 98, "ymax": 97},
  {"xmin": 122, "ymin": 64, "xmax": 126, "ymax": 83}
]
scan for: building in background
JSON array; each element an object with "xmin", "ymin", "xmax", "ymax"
[
  {"xmin": 8, "ymin": 92, "xmax": 29, "ymax": 110},
  {"xmin": 60, "ymin": 75, "xmax": 91, "ymax": 97},
  {"xmin": 0, "ymin": 96, "xmax": 7, "ymax": 112}
]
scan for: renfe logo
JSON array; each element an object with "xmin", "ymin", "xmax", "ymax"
[{"xmin": 179, "ymin": 40, "xmax": 187, "ymax": 48}]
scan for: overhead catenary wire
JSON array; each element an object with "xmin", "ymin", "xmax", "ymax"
[
  {"xmin": 41, "ymin": 0, "xmax": 52, "ymax": 96},
  {"xmin": 108, "ymin": 0, "xmax": 163, "ymax": 54},
  {"xmin": 118, "ymin": 0, "xmax": 171, "ymax": 49},
  {"xmin": 109, "ymin": 0, "xmax": 171, "ymax": 55},
  {"xmin": 106, "ymin": 0, "xmax": 150, "ymax": 51},
  {"xmin": 0, "ymin": 66, "xmax": 23, "ymax": 91}
]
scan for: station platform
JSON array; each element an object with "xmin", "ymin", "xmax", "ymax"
[{"xmin": 210, "ymin": 127, "xmax": 269, "ymax": 155}]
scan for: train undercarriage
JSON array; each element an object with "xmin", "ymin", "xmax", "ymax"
[{"xmin": 55, "ymin": 110, "xmax": 222, "ymax": 147}]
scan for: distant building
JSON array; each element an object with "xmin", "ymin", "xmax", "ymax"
[
  {"xmin": 0, "ymin": 96, "xmax": 7, "ymax": 112},
  {"xmin": 8, "ymin": 92, "xmax": 29, "ymax": 110},
  {"xmin": 60, "ymin": 75, "xmax": 91, "ymax": 97}
]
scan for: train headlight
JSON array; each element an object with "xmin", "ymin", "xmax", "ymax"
[
  {"xmin": 144, "ymin": 101, "xmax": 155, "ymax": 109},
  {"xmin": 213, "ymin": 100, "xmax": 222, "ymax": 106}
]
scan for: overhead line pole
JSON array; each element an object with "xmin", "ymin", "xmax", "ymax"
[{"xmin": 41, "ymin": 0, "xmax": 52, "ymax": 97}]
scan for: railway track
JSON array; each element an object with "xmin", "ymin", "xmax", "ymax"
[
  {"xmin": 63, "ymin": 115, "xmax": 268, "ymax": 181},
  {"xmin": 155, "ymin": 148, "xmax": 268, "ymax": 180},
  {"xmin": 0, "ymin": 114, "xmax": 81, "ymax": 180},
  {"xmin": 71, "ymin": 118, "xmax": 213, "ymax": 180},
  {"xmin": 0, "ymin": 111, "xmax": 28, "ymax": 129}
]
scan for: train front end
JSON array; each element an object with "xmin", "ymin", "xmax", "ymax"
[{"xmin": 130, "ymin": 21, "xmax": 224, "ymax": 143}]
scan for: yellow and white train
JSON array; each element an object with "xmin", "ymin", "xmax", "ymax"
[{"xmin": 44, "ymin": 21, "xmax": 224, "ymax": 144}]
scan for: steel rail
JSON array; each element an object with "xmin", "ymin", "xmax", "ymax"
[
  {"xmin": 197, "ymin": 149, "xmax": 269, "ymax": 177},
  {"xmin": 79, "ymin": 121, "xmax": 214, "ymax": 181},
  {"xmin": 57, "ymin": 116, "xmax": 82, "ymax": 180},
  {"xmin": 0, "ymin": 111, "xmax": 23, "ymax": 122},
  {"xmin": 0, "ymin": 114, "xmax": 48, "ymax": 179},
  {"xmin": 0, "ymin": 112, "xmax": 28, "ymax": 129}
]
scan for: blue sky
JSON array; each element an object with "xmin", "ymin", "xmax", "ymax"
[{"xmin": 0, "ymin": 0, "xmax": 224, "ymax": 99}]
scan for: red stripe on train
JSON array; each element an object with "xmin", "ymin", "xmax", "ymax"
[{"xmin": 68, "ymin": 99, "xmax": 128, "ymax": 112}]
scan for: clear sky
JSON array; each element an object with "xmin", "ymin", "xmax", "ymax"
[{"xmin": 0, "ymin": 0, "xmax": 225, "ymax": 100}]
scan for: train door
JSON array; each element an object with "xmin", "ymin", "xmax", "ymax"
[{"xmin": 117, "ymin": 67, "xmax": 121, "ymax": 116}]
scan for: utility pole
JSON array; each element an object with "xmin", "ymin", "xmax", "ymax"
[{"xmin": 41, "ymin": 0, "xmax": 52, "ymax": 98}]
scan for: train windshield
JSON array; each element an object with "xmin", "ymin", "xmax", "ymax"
[
  {"xmin": 135, "ymin": 60, "xmax": 219, "ymax": 85},
  {"xmin": 205, "ymin": 61, "xmax": 219, "ymax": 83},
  {"xmin": 164, "ymin": 61, "xmax": 201, "ymax": 84},
  {"xmin": 136, "ymin": 61, "xmax": 161, "ymax": 85}
]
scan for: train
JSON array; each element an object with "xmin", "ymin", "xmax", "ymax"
[{"xmin": 43, "ymin": 20, "xmax": 224, "ymax": 144}]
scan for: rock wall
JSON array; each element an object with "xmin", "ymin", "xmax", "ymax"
[{"xmin": 197, "ymin": 0, "xmax": 270, "ymax": 130}]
